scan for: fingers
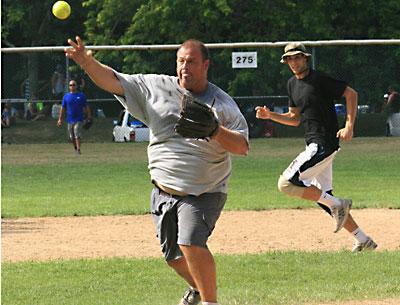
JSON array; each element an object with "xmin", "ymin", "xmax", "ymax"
[
  {"xmin": 343, "ymin": 133, "xmax": 353, "ymax": 141},
  {"xmin": 76, "ymin": 36, "xmax": 84, "ymax": 47},
  {"xmin": 255, "ymin": 106, "xmax": 267, "ymax": 111},
  {"xmin": 255, "ymin": 106, "xmax": 268, "ymax": 114},
  {"xmin": 64, "ymin": 38, "xmax": 77, "ymax": 58},
  {"xmin": 66, "ymin": 36, "xmax": 83, "ymax": 48},
  {"xmin": 65, "ymin": 36, "xmax": 84, "ymax": 53},
  {"xmin": 64, "ymin": 36, "xmax": 91, "ymax": 66},
  {"xmin": 255, "ymin": 106, "xmax": 267, "ymax": 115},
  {"xmin": 255, "ymin": 106, "xmax": 270, "ymax": 119},
  {"xmin": 67, "ymin": 38, "xmax": 78, "ymax": 49},
  {"xmin": 336, "ymin": 129, "xmax": 353, "ymax": 141},
  {"xmin": 337, "ymin": 130, "xmax": 346, "ymax": 140}
]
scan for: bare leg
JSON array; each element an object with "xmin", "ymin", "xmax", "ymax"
[
  {"xmin": 72, "ymin": 138, "xmax": 77, "ymax": 150},
  {"xmin": 179, "ymin": 245, "xmax": 217, "ymax": 302},
  {"xmin": 343, "ymin": 214, "xmax": 358, "ymax": 232},
  {"xmin": 301, "ymin": 185, "xmax": 322, "ymax": 201},
  {"xmin": 75, "ymin": 138, "xmax": 81, "ymax": 151},
  {"xmin": 167, "ymin": 256, "xmax": 197, "ymax": 288}
]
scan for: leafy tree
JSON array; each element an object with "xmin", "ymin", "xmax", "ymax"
[
  {"xmin": 2, "ymin": 0, "xmax": 399, "ymax": 111},
  {"xmin": 81, "ymin": 0, "xmax": 399, "ymax": 104},
  {"xmin": 2, "ymin": 0, "xmax": 88, "ymax": 98}
]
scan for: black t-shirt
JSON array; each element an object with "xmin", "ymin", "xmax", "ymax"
[{"xmin": 287, "ymin": 69, "xmax": 347, "ymax": 150}]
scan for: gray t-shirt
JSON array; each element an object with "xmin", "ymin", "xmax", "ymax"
[{"xmin": 114, "ymin": 72, "xmax": 248, "ymax": 196}]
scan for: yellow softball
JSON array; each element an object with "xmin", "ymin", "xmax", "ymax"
[{"xmin": 52, "ymin": 1, "xmax": 71, "ymax": 20}]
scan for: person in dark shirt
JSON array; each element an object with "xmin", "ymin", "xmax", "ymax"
[
  {"xmin": 384, "ymin": 86, "xmax": 400, "ymax": 114},
  {"xmin": 255, "ymin": 42, "xmax": 377, "ymax": 252}
]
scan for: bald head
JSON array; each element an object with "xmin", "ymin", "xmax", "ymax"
[{"xmin": 178, "ymin": 39, "xmax": 209, "ymax": 61}]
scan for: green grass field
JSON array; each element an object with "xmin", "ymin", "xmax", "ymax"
[
  {"xmin": 2, "ymin": 137, "xmax": 400, "ymax": 218},
  {"xmin": 2, "ymin": 137, "xmax": 400, "ymax": 305},
  {"xmin": 2, "ymin": 252, "xmax": 399, "ymax": 305}
]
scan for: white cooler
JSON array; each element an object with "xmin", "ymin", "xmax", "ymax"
[
  {"xmin": 387, "ymin": 113, "xmax": 400, "ymax": 136},
  {"xmin": 133, "ymin": 127, "xmax": 150, "ymax": 142}
]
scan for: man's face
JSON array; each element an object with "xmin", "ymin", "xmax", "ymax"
[
  {"xmin": 176, "ymin": 44, "xmax": 209, "ymax": 92},
  {"xmin": 285, "ymin": 54, "xmax": 309, "ymax": 76},
  {"xmin": 69, "ymin": 81, "xmax": 77, "ymax": 93}
]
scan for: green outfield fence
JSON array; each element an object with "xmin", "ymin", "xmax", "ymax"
[{"xmin": 2, "ymin": 39, "xmax": 400, "ymax": 139}]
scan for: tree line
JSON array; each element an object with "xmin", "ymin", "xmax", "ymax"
[{"xmin": 2, "ymin": 0, "xmax": 399, "ymax": 110}]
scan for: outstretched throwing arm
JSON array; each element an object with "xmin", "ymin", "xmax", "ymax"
[{"xmin": 64, "ymin": 36, "xmax": 124, "ymax": 96}]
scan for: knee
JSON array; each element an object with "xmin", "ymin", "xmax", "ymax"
[
  {"xmin": 167, "ymin": 256, "xmax": 185, "ymax": 268},
  {"xmin": 277, "ymin": 175, "xmax": 304, "ymax": 197}
]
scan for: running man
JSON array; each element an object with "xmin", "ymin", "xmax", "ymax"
[{"xmin": 256, "ymin": 42, "xmax": 377, "ymax": 252}]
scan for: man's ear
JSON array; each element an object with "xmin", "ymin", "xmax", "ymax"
[{"xmin": 204, "ymin": 59, "xmax": 210, "ymax": 71}]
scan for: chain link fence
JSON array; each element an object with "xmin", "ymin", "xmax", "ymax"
[{"xmin": 2, "ymin": 40, "xmax": 399, "ymax": 140}]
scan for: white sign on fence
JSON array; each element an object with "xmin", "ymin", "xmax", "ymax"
[{"xmin": 232, "ymin": 52, "xmax": 257, "ymax": 68}]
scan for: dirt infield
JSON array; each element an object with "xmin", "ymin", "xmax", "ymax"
[
  {"xmin": 2, "ymin": 209, "xmax": 399, "ymax": 262},
  {"xmin": 2, "ymin": 209, "xmax": 399, "ymax": 305}
]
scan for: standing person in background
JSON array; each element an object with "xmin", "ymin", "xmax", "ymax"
[
  {"xmin": 20, "ymin": 77, "xmax": 31, "ymax": 101},
  {"xmin": 72, "ymin": 73, "xmax": 87, "ymax": 92},
  {"xmin": 65, "ymin": 36, "xmax": 249, "ymax": 305},
  {"xmin": 21, "ymin": 76, "xmax": 51, "ymax": 116},
  {"xmin": 383, "ymin": 86, "xmax": 400, "ymax": 113},
  {"xmin": 57, "ymin": 79, "xmax": 91, "ymax": 155},
  {"xmin": 256, "ymin": 42, "xmax": 377, "ymax": 252},
  {"xmin": 20, "ymin": 77, "xmax": 31, "ymax": 119},
  {"xmin": 383, "ymin": 86, "xmax": 400, "ymax": 136},
  {"xmin": 52, "ymin": 64, "xmax": 66, "ymax": 100},
  {"xmin": 77, "ymin": 73, "xmax": 86, "ymax": 92}
]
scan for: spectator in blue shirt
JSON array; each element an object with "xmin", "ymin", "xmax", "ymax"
[{"xmin": 57, "ymin": 79, "xmax": 91, "ymax": 154}]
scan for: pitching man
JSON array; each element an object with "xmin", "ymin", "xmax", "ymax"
[
  {"xmin": 65, "ymin": 36, "xmax": 249, "ymax": 305},
  {"xmin": 256, "ymin": 42, "xmax": 377, "ymax": 252}
]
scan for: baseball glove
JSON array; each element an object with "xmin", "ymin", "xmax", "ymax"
[
  {"xmin": 174, "ymin": 93, "xmax": 219, "ymax": 139},
  {"xmin": 82, "ymin": 118, "xmax": 93, "ymax": 130}
]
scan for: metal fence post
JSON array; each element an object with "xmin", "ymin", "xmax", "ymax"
[
  {"xmin": 311, "ymin": 46, "xmax": 316, "ymax": 69},
  {"xmin": 65, "ymin": 55, "xmax": 70, "ymax": 93}
]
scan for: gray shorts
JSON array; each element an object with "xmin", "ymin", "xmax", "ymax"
[
  {"xmin": 151, "ymin": 187, "xmax": 227, "ymax": 261},
  {"xmin": 68, "ymin": 122, "xmax": 83, "ymax": 139}
]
